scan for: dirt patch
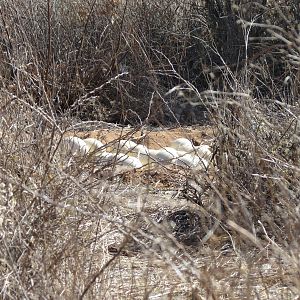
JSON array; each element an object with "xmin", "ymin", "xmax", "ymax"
[{"xmin": 67, "ymin": 125, "xmax": 215, "ymax": 149}]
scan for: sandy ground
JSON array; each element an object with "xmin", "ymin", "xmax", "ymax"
[{"xmin": 66, "ymin": 125, "xmax": 215, "ymax": 149}]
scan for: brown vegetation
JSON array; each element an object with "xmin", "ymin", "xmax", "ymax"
[{"xmin": 0, "ymin": 0, "xmax": 299, "ymax": 299}]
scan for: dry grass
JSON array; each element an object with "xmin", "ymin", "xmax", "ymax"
[{"xmin": 0, "ymin": 0, "xmax": 300, "ymax": 299}]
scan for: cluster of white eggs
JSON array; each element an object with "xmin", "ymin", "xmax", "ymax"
[{"xmin": 61, "ymin": 136, "xmax": 212, "ymax": 170}]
